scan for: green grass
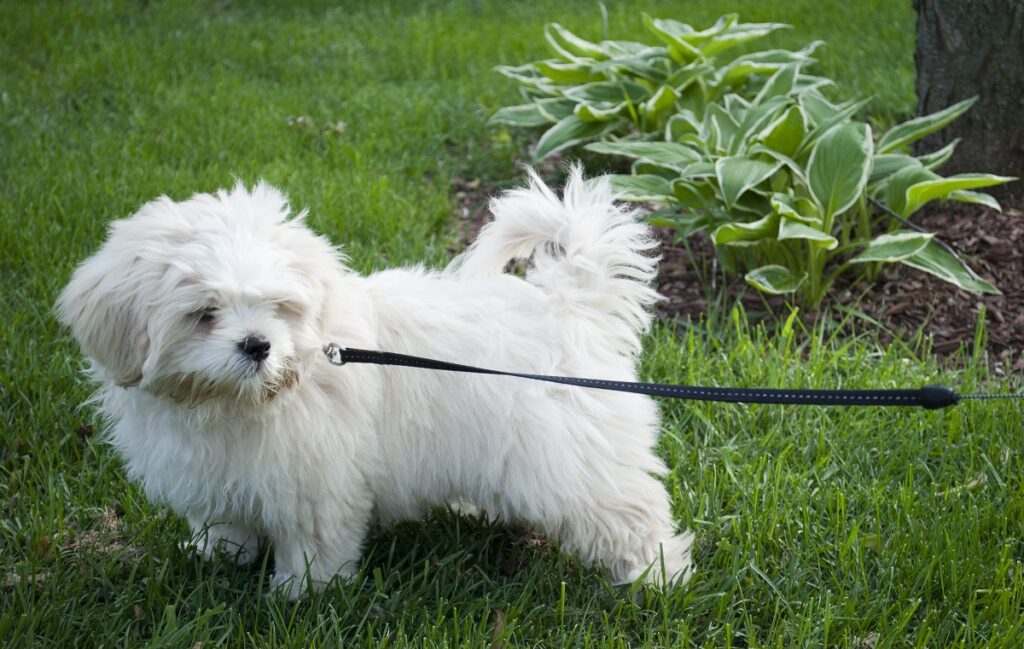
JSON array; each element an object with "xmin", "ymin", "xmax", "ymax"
[{"xmin": 3, "ymin": 1, "xmax": 1022, "ymax": 647}]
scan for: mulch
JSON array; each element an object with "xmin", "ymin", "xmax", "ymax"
[{"xmin": 451, "ymin": 177, "xmax": 1023, "ymax": 373}]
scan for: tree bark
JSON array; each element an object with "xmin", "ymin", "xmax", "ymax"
[{"xmin": 913, "ymin": 0, "xmax": 1024, "ymax": 189}]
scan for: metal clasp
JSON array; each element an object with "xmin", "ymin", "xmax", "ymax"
[{"xmin": 323, "ymin": 343, "xmax": 347, "ymax": 366}]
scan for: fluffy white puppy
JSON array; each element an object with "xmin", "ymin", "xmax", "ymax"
[{"xmin": 57, "ymin": 167, "xmax": 693, "ymax": 598}]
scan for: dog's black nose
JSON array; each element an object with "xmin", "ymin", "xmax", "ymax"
[{"xmin": 238, "ymin": 335, "xmax": 271, "ymax": 362}]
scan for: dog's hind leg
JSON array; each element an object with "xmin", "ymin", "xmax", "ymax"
[{"xmin": 548, "ymin": 468, "xmax": 694, "ymax": 588}]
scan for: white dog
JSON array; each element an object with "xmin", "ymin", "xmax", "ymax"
[{"xmin": 57, "ymin": 167, "xmax": 693, "ymax": 598}]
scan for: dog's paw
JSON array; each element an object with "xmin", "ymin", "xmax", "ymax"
[
  {"xmin": 180, "ymin": 530, "xmax": 259, "ymax": 565},
  {"xmin": 268, "ymin": 572, "xmax": 309, "ymax": 601}
]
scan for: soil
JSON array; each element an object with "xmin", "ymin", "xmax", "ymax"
[{"xmin": 451, "ymin": 177, "xmax": 1023, "ymax": 373}]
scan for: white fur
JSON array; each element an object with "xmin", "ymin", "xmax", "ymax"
[{"xmin": 56, "ymin": 167, "xmax": 694, "ymax": 598}]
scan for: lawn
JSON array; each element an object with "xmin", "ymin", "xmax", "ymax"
[{"xmin": 2, "ymin": 1, "xmax": 1022, "ymax": 647}]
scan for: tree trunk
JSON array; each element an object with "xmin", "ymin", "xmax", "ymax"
[{"xmin": 913, "ymin": 0, "xmax": 1024, "ymax": 190}]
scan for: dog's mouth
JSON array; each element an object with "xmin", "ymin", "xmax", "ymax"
[{"xmin": 151, "ymin": 358, "xmax": 301, "ymax": 408}]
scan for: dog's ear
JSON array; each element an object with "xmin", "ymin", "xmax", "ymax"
[{"xmin": 56, "ymin": 237, "xmax": 151, "ymax": 388}]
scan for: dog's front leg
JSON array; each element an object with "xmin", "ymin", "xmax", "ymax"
[
  {"xmin": 184, "ymin": 517, "xmax": 261, "ymax": 565},
  {"xmin": 268, "ymin": 495, "xmax": 373, "ymax": 600}
]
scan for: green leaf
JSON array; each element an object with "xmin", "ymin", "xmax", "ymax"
[
  {"xmin": 713, "ymin": 42, "xmax": 822, "ymax": 88},
  {"xmin": 489, "ymin": 103, "xmax": 551, "ymax": 128},
  {"xmin": 574, "ymin": 101, "xmax": 627, "ymax": 122},
  {"xmin": 535, "ymin": 60, "xmax": 603, "ymax": 84},
  {"xmin": 777, "ymin": 219, "xmax": 837, "ymax": 249},
  {"xmin": 747, "ymin": 144, "xmax": 808, "ymax": 184},
  {"xmin": 535, "ymin": 99, "xmax": 576, "ymax": 122},
  {"xmin": 706, "ymin": 103, "xmax": 742, "ymax": 153},
  {"xmin": 900, "ymin": 239, "xmax": 1000, "ymax": 294},
  {"xmin": 903, "ymin": 173, "xmax": 1015, "ymax": 215},
  {"xmin": 754, "ymin": 63, "xmax": 800, "ymax": 103},
  {"xmin": 592, "ymin": 50, "xmax": 673, "ymax": 82},
  {"xmin": 606, "ymin": 174, "xmax": 674, "ymax": 201},
  {"xmin": 631, "ymin": 160, "xmax": 679, "ymax": 178},
  {"xmin": 807, "ymin": 122, "xmax": 873, "ymax": 219},
  {"xmin": 757, "ymin": 104, "xmax": 805, "ymax": 157},
  {"xmin": 877, "ymin": 97, "xmax": 977, "ymax": 153},
  {"xmin": 642, "ymin": 85, "xmax": 679, "ymax": 122},
  {"xmin": 868, "ymin": 154, "xmax": 921, "ymax": 188},
  {"xmin": 745, "ymin": 265, "xmax": 806, "ymax": 294},
  {"xmin": 665, "ymin": 62, "xmax": 712, "ymax": 92},
  {"xmin": 585, "ymin": 141, "xmax": 702, "ymax": 167},
  {"xmin": 771, "ymin": 193, "xmax": 821, "ymax": 225},
  {"xmin": 642, "ymin": 14, "xmax": 703, "ymax": 62},
  {"xmin": 671, "ymin": 178, "xmax": 715, "ymax": 206},
  {"xmin": 646, "ymin": 206, "xmax": 710, "ymax": 237},
  {"xmin": 533, "ymin": 114, "xmax": 618, "ymax": 161},
  {"xmin": 711, "ymin": 213, "xmax": 779, "ymax": 246},
  {"xmin": 702, "ymin": 21, "xmax": 790, "ymax": 57},
  {"xmin": 882, "ymin": 164, "xmax": 939, "ymax": 216},
  {"xmin": 494, "ymin": 64, "xmax": 551, "ymax": 90},
  {"xmin": 948, "ymin": 190, "xmax": 1002, "ymax": 212},
  {"xmin": 715, "ymin": 155, "xmax": 781, "ymax": 209},
  {"xmin": 563, "ymin": 80, "xmax": 649, "ymax": 104},
  {"xmin": 917, "ymin": 139, "xmax": 959, "ymax": 171},
  {"xmin": 850, "ymin": 231, "xmax": 933, "ymax": 264},
  {"xmin": 544, "ymin": 23, "xmax": 608, "ymax": 61},
  {"xmin": 795, "ymin": 97, "xmax": 871, "ymax": 159},
  {"xmin": 677, "ymin": 161, "xmax": 717, "ymax": 179},
  {"xmin": 666, "ymin": 110, "xmax": 701, "ymax": 141}
]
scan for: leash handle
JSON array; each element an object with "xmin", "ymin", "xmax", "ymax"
[{"xmin": 323, "ymin": 344, "xmax": 962, "ymax": 410}]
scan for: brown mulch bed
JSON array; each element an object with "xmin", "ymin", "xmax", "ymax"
[{"xmin": 451, "ymin": 176, "xmax": 1023, "ymax": 372}]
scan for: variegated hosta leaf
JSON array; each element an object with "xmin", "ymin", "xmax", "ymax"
[
  {"xmin": 544, "ymin": 23, "xmax": 609, "ymax": 61},
  {"xmin": 575, "ymin": 101, "xmax": 627, "ymax": 122},
  {"xmin": 535, "ymin": 60, "xmax": 604, "ymax": 84},
  {"xmin": 745, "ymin": 265, "xmax": 807, "ymax": 294},
  {"xmin": 711, "ymin": 213, "xmax": 778, "ymax": 246},
  {"xmin": 795, "ymin": 96, "xmax": 870, "ymax": 159},
  {"xmin": 562, "ymin": 80, "xmax": 649, "ymax": 105},
  {"xmin": 777, "ymin": 219, "xmax": 837, "ymax": 249},
  {"xmin": 948, "ymin": 190, "xmax": 1002, "ymax": 212},
  {"xmin": 606, "ymin": 174, "xmax": 674, "ymax": 201},
  {"xmin": 701, "ymin": 21, "xmax": 790, "ymax": 58},
  {"xmin": 771, "ymin": 193, "xmax": 821, "ymax": 225},
  {"xmin": 900, "ymin": 239, "xmax": 1000, "ymax": 295},
  {"xmin": 489, "ymin": 99, "xmax": 573, "ymax": 127},
  {"xmin": 807, "ymin": 122, "xmax": 873, "ymax": 220},
  {"xmin": 849, "ymin": 231, "xmax": 933, "ymax": 264},
  {"xmin": 902, "ymin": 173, "xmax": 1015, "ymax": 215},
  {"xmin": 584, "ymin": 141, "xmax": 702, "ymax": 168},
  {"xmin": 715, "ymin": 155, "xmax": 781, "ymax": 209},
  {"xmin": 754, "ymin": 63, "xmax": 799, "ymax": 103},
  {"xmin": 642, "ymin": 85, "xmax": 680, "ymax": 122},
  {"xmin": 868, "ymin": 154, "xmax": 920, "ymax": 189},
  {"xmin": 489, "ymin": 103, "xmax": 552, "ymax": 128},
  {"xmin": 672, "ymin": 178, "xmax": 715, "ymax": 206},
  {"xmin": 882, "ymin": 164, "xmax": 938, "ymax": 216},
  {"xmin": 916, "ymin": 139, "xmax": 959, "ymax": 171},
  {"xmin": 757, "ymin": 104, "xmax": 805, "ymax": 157},
  {"xmin": 877, "ymin": 97, "xmax": 977, "ymax": 153},
  {"xmin": 532, "ymin": 114, "xmax": 619, "ymax": 161}
]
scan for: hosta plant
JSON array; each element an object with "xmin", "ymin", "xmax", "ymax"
[
  {"xmin": 590, "ymin": 84, "xmax": 1014, "ymax": 306},
  {"xmin": 489, "ymin": 14, "xmax": 825, "ymax": 162}
]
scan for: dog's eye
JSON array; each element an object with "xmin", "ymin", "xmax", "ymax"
[{"xmin": 196, "ymin": 307, "xmax": 218, "ymax": 324}]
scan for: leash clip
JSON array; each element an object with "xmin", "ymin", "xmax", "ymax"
[{"xmin": 323, "ymin": 343, "xmax": 347, "ymax": 366}]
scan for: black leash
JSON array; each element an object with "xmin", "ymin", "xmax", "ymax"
[{"xmin": 320, "ymin": 344, "xmax": 1023, "ymax": 410}]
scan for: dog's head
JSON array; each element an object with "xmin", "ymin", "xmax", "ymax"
[{"xmin": 57, "ymin": 182, "xmax": 343, "ymax": 407}]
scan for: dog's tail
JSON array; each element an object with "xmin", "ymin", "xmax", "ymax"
[{"xmin": 448, "ymin": 165, "xmax": 661, "ymax": 357}]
